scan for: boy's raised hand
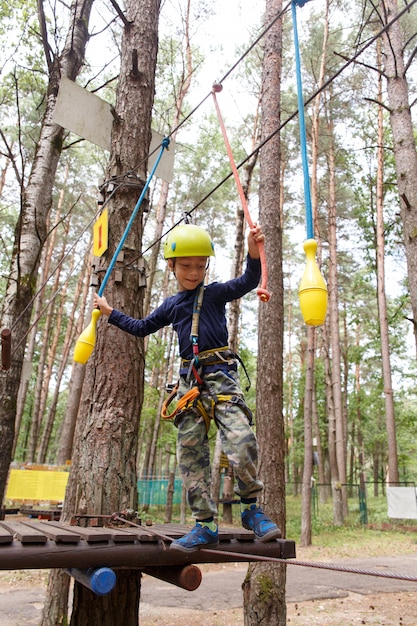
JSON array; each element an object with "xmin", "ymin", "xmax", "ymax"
[{"xmin": 247, "ymin": 224, "xmax": 265, "ymax": 259}]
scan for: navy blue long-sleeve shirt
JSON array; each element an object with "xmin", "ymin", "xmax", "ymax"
[{"xmin": 108, "ymin": 255, "xmax": 261, "ymax": 361}]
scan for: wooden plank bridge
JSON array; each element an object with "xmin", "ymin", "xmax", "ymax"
[{"xmin": 0, "ymin": 518, "xmax": 296, "ymax": 573}]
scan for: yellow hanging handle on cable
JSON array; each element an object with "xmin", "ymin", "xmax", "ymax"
[
  {"xmin": 292, "ymin": 0, "xmax": 327, "ymax": 326},
  {"xmin": 298, "ymin": 239, "xmax": 328, "ymax": 326}
]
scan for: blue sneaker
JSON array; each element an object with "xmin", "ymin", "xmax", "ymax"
[
  {"xmin": 241, "ymin": 505, "xmax": 281, "ymax": 541},
  {"xmin": 170, "ymin": 523, "xmax": 219, "ymax": 552}
]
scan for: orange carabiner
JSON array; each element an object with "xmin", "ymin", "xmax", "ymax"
[{"xmin": 161, "ymin": 386, "xmax": 201, "ymax": 420}]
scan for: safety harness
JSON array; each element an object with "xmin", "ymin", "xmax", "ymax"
[{"xmin": 161, "ymin": 283, "xmax": 251, "ymax": 432}]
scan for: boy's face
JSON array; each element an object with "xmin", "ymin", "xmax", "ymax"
[{"xmin": 168, "ymin": 256, "xmax": 208, "ymax": 291}]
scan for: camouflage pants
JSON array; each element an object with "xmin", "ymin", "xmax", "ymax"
[{"xmin": 176, "ymin": 369, "xmax": 263, "ymax": 520}]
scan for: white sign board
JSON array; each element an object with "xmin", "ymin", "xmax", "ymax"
[
  {"xmin": 54, "ymin": 77, "xmax": 174, "ymax": 182},
  {"xmin": 54, "ymin": 76, "xmax": 113, "ymax": 150},
  {"xmin": 387, "ymin": 486, "xmax": 417, "ymax": 519}
]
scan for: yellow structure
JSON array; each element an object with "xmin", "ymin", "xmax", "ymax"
[
  {"xmin": 73, "ymin": 308, "xmax": 102, "ymax": 363},
  {"xmin": 93, "ymin": 207, "xmax": 109, "ymax": 257},
  {"xmin": 298, "ymin": 239, "xmax": 328, "ymax": 326},
  {"xmin": 6, "ymin": 469, "xmax": 69, "ymax": 502}
]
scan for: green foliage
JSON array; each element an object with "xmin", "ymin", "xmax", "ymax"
[{"xmin": 1, "ymin": 0, "xmax": 416, "ymax": 494}]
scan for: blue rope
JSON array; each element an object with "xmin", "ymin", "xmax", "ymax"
[
  {"xmin": 98, "ymin": 137, "xmax": 170, "ymax": 296},
  {"xmin": 291, "ymin": 0, "xmax": 314, "ymax": 240}
]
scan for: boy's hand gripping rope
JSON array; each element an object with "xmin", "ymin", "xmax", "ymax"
[{"xmin": 211, "ymin": 84, "xmax": 271, "ymax": 303}]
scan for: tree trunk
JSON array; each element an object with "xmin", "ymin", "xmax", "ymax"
[
  {"xmin": 302, "ymin": 0, "xmax": 329, "ymax": 519},
  {"xmin": 355, "ymin": 328, "xmax": 367, "ymax": 515},
  {"xmin": 326, "ymin": 97, "xmax": 347, "ymax": 518},
  {"xmin": 312, "ymin": 379, "xmax": 326, "ymax": 500},
  {"xmin": 67, "ymin": 0, "xmax": 161, "ymax": 621},
  {"xmin": 300, "ymin": 326, "xmax": 315, "ymax": 547},
  {"xmin": 0, "ymin": 0, "xmax": 96, "ymax": 502},
  {"xmin": 41, "ymin": 569, "xmax": 71, "ymax": 626},
  {"xmin": 70, "ymin": 570, "xmax": 141, "ymax": 626},
  {"xmin": 323, "ymin": 320, "xmax": 343, "ymax": 524},
  {"xmin": 380, "ymin": 0, "xmax": 417, "ymax": 357},
  {"xmin": 37, "ymin": 264, "xmax": 80, "ymax": 463},
  {"xmin": 56, "ymin": 262, "xmax": 91, "ymax": 465},
  {"xmin": 375, "ymin": 37, "xmax": 399, "ymax": 483},
  {"xmin": 27, "ymin": 203, "xmax": 62, "ymax": 460},
  {"xmin": 242, "ymin": 1, "xmax": 286, "ymax": 623},
  {"xmin": 143, "ymin": 0, "xmax": 194, "ymax": 315},
  {"xmin": 42, "ymin": 1, "xmax": 161, "ymax": 624},
  {"xmin": 36, "ymin": 234, "xmax": 72, "ymax": 462}
]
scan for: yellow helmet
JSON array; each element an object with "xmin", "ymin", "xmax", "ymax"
[{"xmin": 164, "ymin": 224, "xmax": 215, "ymax": 259}]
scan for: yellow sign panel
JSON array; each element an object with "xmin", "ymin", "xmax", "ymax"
[
  {"xmin": 93, "ymin": 207, "xmax": 108, "ymax": 257},
  {"xmin": 6, "ymin": 469, "xmax": 69, "ymax": 501}
]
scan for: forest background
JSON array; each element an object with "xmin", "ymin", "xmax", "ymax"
[{"xmin": 0, "ymin": 0, "xmax": 417, "ymax": 522}]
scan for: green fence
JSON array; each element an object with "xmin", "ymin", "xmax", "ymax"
[{"xmin": 137, "ymin": 478, "xmax": 183, "ymax": 506}]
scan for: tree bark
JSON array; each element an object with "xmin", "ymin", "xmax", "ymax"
[
  {"xmin": 375, "ymin": 39, "xmax": 399, "ymax": 483},
  {"xmin": 42, "ymin": 1, "xmax": 161, "ymax": 624},
  {"xmin": 242, "ymin": 0, "xmax": 286, "ymax": 623},
  {"xmin": 143, "ymin": 0, "xmax": 194, "ymax": 315},
  {"xmin": 323, "ymin": 319, "xmax": 343, "ymax": 524},
  {"xmin": 56, "ymin": 261, "xmax": 91, "ymax": 465},
  {"xmin": 66, "ymin": 1, "xmax": 161, "ymax": 623},
  {"xmin": 300, "ymin": 326, "xmax": 315, "ymax": 547},
  {"xmin": 70, "ymin": 570, "xmax": 141, "ymax": 626},
  {"xmin": 326, "ymin": 95, "xmax": 348, "ymax": 518},
  {"xmin": 380, "ymin": 0, "xmax": 417, "ymax": 357}
]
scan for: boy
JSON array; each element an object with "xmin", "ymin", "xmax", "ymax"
[{"xmin": 94, "ymin": 222, "xmax": 281, "ymax": 551}]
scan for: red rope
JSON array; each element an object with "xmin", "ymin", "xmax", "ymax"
[{"xmin": 211, "ymin": 85, "xmax": 271, "ymax": 303}]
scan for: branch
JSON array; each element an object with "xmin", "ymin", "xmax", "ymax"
[
  {"xmin": 37, "ymin": 0, "xmax": 54, "ymax": 73},
  {"xmin": 363, "ymin": 97, "xmax": 391, "ymax": 113},
  {"xmin": 404, "ymin": 43, "xmax": 417, "ymax": 74},
  {"xmin": 334, "ymin": 50, "xmax": 386, "ymax": 79},
  {"xmin": 108, "ymin": 0, "xmax": 132, "ymax": 27},
  {"xmin": 0, "ymin": 129, "xmax": 22, "ymax": 187}
]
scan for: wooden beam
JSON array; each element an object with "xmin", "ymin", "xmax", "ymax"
[
  {"xmin": 143, "ymin": 565, "xmax": 202, "ymax": 591},
  {"xmin": 0, "ymin": 521, "xmax": 296, "ymax": 571}
]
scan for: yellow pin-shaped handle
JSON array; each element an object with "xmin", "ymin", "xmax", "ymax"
[
  {"xmin": 73, "ymin": 308, "xmax": 102, "ymax": 364},
  {"xmin": 298, "ymin": 239, "xmax": 328, "ymax": 326}
]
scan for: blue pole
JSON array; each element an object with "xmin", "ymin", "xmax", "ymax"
[
  {"xmin": 291, "ymin": 1, "xmax": 314, "ymax": 240},
  {"xmin": 66, "ymin": 567, "xmax": 117, "ymax": 596},
  {"xmin": 98, "ymin": 137, "xmax": 170, "ymax": 296}
]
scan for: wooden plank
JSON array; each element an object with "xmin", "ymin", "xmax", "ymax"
[
  {"xmin": 60, "ymin": 525, "xmax": 111, "ymax": 543},
  {"xmin": 107, "ymin": 527, "xmax": 138, "ymax": 543},
  {"xmin": 61, "ymin": 521, "xmax": 139, "ymax": 543},
  {"xmin": 0, "ymin": 524, "xmax": 13, "ymax": 544},
  {"xmin": 126, "ymin": 527, "xmax": 161, "ymax": 543},
  {"xmin": 54, "ymin": 520, "xmax": 159, "ymax": 544},
  {"xmin": 0, "ymin": 521, "xmax": 47, "ymax": 543},
  {"xmin": 29, "ymin": 521, "xmax": 81, "ymax": 543}
]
